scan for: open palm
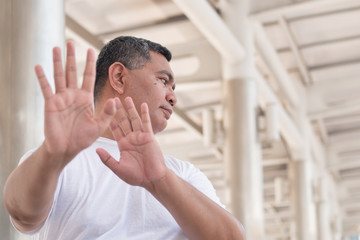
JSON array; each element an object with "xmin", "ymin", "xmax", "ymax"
[
  {"xmin": 96, "ymin": 97, "xmax": 168, "ymax": 190},
  {"xmin": 36, "ymin": 42, "xmax": 118, "ymax": 163}
]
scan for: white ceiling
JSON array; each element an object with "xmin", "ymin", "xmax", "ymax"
[{"xmin": 65, "ymin": 0, "xmax": 360, "ymax": 238}]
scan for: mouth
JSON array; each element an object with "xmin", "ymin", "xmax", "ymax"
[{"xmin": 160, "ymin": 106, "xmax": 172, "ymax": 120}]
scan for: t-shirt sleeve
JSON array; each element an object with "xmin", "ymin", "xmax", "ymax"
[
  {"xmin": 10, "ymin": 148, "xmax": 63, "ymax": 236},
  {"xmin": 165, "ymin": 155, "xmax": 226, "ymax": 209}
]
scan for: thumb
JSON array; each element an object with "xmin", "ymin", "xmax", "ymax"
[
  {"xmin": 96, "ymin": 98, "xmax": 120, "ymax": 134},
  {"xmin": 96, "ymin": 148, "xmax": 119, "ymax": 173}
]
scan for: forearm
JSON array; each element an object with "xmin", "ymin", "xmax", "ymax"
[
  {"xmin": 3, "ymin": 143, "xmax": 68, "ymax": 231},
  {"xmin": 148, "ymin": 170, "xmax": 245, "ymax": 240}
]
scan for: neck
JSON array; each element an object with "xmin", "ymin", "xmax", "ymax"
[
  {"xmin": 94, "ymin": 98, "xmax": 116, "ymax": 140},
  {"xmin": 101, "ymin": 128, "xmax": 115, "ymax": 140}
]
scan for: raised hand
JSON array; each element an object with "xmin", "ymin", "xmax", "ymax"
[
  {"xmin": 96, "ymin": 97, "xmax": 168, "ymax": 190},
  {"xmin": 36, "ymin": 41, "xmax": 119, "ymax": 163}
]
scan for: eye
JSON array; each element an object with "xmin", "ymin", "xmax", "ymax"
[{"xmin": 159, "ymin": 78, "xmax": 167, "ymax": 85}]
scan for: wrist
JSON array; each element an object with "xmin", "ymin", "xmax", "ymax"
[
  {"xmin": 147, "ymin": 168, "xmax": 177, "ymax": 198},
  {"xmin": 39, "ymin": 142, "xmax": 73, "ymax": 171}
]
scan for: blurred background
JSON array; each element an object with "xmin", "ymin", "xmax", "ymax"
[{"xmin": 1, "ymin": 0, "xmax": 360, "ymax": 239}]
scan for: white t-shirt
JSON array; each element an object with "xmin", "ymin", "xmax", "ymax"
[{"xmin": 14, "ymin": 138, "xmax": 224, "ymax": 240}]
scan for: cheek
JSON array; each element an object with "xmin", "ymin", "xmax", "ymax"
[
  {"xmin": 143, "ymin": 82, "xmax": 156, "ymax": 97},
  {"xmin": 149, "ymin": 83, "xmax": 166, "ymax": 99},
  {"xmin": 152, "ymin": 82, "xmax": 163, "ymax": 93}
]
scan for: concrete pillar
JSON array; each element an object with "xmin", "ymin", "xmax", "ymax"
[
  {"xmin": 0, "ymin": 0, "xmax": 64, "ymax": 239},
  {"xmin": 288, "ymin": 159, "xmax": 314, "ymax": 240},
  {"xmin": 288, "ymin": 113, "xmax": 318, "ymax": 240},
  {"xmin": 328, "ymin": 174, "xmax": 342, "ymax": 240},
  {"xmin": 316, "ymin": 177, "xmax": 332, "ymax": 240},
  {"xmin": 221, "ymin": 1, "xmax": 264, "ymax": 239}
]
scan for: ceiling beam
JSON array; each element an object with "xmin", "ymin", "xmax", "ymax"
[
  {"xmin": 309, "ymin": 58, "xmax": 360, "ymax": 71},
  {"xmin": 299, "ymin": 34, "xmax": 360, "ymax": 49},
  {"xmin": 308, "ymin": 101, "xmax": 360, "ymax": 120},
  {"xmin": 253, "ymin": 22, "xmax": 300, "ymax": 107},
  {"xmin": 172, "ymin": 0, "xmax": 245, "ymax": 63},
  {"xmin": 250, "ymin": 0, "xmax": 360, "ymax": 23},
  {"xmin": 330, "ymin": 159, "xmax": 360, "ymax": 171},
  {"xmin": 97, "ymin": 14, "xmax": 187, "ymax": 38},
  {"xmin": 278, "ymin": 16, "xmax": 312, "ymax": 85},
  {"xmin": 65, "ymin": 14, "xmax": 104, "ymax": 50}
]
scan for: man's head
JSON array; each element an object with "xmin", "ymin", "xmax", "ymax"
[
  {"xmin": 95, "ymin": 36, "xmax": 172, "ymax": 101},
  {"xmin": 95, "ymin": 36, "xmax": 177, "ymax": 134}
]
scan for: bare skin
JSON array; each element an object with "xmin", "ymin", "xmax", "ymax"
[{"xmin": 3, "ymin": 41, "xmax": 245, "ymax": 239}]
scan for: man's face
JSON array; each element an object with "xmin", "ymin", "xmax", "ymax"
[{"xmin": 124, "ymin": 51, "xmax": 177, "ymax": 134}]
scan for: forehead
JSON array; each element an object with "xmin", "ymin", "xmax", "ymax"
[{"xmin": 147, "ymin": 51, "xmax": 174, "ymax": 75}]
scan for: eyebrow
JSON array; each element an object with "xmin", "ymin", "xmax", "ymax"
[{"xmin": 157, "ymin": 70, "xmax": 176, "ymax": 90}]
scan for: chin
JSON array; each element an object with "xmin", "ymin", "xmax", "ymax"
[{"xmin": 152, "ymin": 120, "xmax": 167, "ymax": 134}]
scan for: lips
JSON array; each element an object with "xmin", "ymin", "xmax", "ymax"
[{"xmin": 160, "ymin": 106, "xmax": 172, "ymax": 120}]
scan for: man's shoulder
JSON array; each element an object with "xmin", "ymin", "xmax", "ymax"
[{"xmin": 163, "ymin": 155, "xmax": 200, "ymax": 179}]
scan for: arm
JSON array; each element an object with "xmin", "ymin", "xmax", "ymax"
[
  {"xmin": 3, "ymin": 42, "xmax": 119, "ymax": 232},
  {"xmin": 3, "ymin": 144, "xmax": 66, "ymax": 232},
  {"xmin": 150, "ymin": 169, "xmax": 245, "ymax": 240},
  {"xmin": 97, "ymin": 98, "xmax": 245, "ymax": 240}
]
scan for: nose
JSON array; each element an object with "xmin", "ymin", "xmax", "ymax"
[{"xmin": 167, "ymin": 89, "xmax": 177, "ymax": 107}]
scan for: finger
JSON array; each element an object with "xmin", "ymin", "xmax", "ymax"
[
  {"xmin": 113, "ymin": 100, "xmax": 132, "ymax": 135},
  {"xmin": 81, "ymin": 48, "xmax": 96, "ymax": 93},
  {"xmin": 141, "ymin": 103, "xmax": 153, "ymax": 134},
  {"xmin": 35, "ymin": 65, "xmax": 53, "ymax": 99},
  {"xmin": 53, "ymin": 47, "xmax": 66, "ymax": 93},
  {"xmin": 97, "ymin": 148, "xmax": 131, "ymax": 182},
  {"xmin": 95, "ymin": 97, "xmax": 119, "ymax": 135},
  {"xmin": 125, "ymin": 97, "xmax": 142, "ymax": 132},
  {"xmin": 65, "ymin": 41, "xmax": 77, "ymax": 88},
  {"xmin": 109, "ymin": 119, "xmax": 125, "ymax": 141},
  {"xmin": 96, "ymin": 148, "xmax": 120, "ymax": 174}
]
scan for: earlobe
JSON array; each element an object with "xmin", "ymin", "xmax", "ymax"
[{"xmin": 109, "ymin": 62, "xmax": 126, "ymax": 95}]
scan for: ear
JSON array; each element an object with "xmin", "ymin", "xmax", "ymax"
[{"xmin": 108, "ymin": 62, "xmax": 126, "ymax": 95}]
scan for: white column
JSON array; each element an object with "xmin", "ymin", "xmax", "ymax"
[
  {"xmin": 0, "ymin": 0, "xmax": 64, "ymax": 239},
  {"xmin": 316, "ymin": 176, "xmax": 332, "ymax": 240},
  {"xmin": 288, "ymin": 107, "xmax": 318, "ymax": 240},
  {"xmin": 288, "ymin": 159, "xmax": 314, "ymax": 240},
  {"xmin": 221, "ymin": 1, "xmax": 264, "ymax": 239},
  {"xmin": 329, "ymin": 174, "xmax": 343, "ymax": 240}
]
